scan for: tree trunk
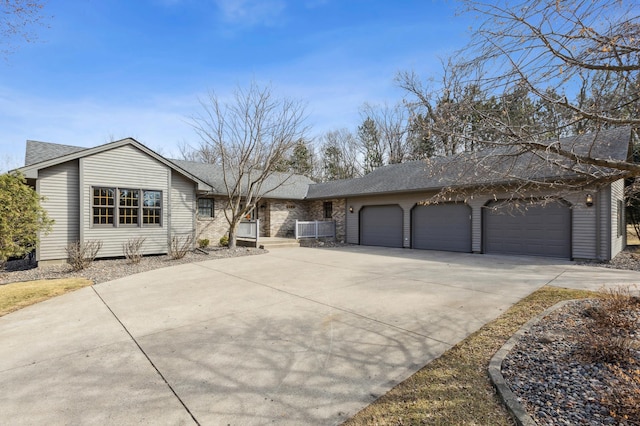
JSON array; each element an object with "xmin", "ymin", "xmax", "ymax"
[{"xmin": 228, "ymin": 221, "xmax": 238, "ymax": 249}]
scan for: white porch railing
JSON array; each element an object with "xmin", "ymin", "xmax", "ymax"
[
  {"xmin": 237, "ymin": 219, "xmax": 260, "ymax": 245},
  {"xmin": 295, "ymin": 220, "xmax": 335, "ymax": 239}
]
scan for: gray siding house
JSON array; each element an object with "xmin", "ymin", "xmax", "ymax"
[
  {"xmin": 19, "ymin": 139, "xmax": 211, "ymax": 263},
  {"xmin": 306, "ymin": 127, "xmax": 631, "ymax": 261},
  {"xmin": 17, "ymin": 127, "xmax": 631, "ymax": 264}
]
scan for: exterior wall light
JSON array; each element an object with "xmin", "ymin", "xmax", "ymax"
[
  {"xmin": 585, "ymin": 194, "xmax": 593, "ymax": 207},
  {"xmin": 349, "ymin": 206, "xmax": 354, "ymax": 213}
]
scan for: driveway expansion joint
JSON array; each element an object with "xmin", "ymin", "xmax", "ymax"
[{"xmin": 91, "ymin": 286, "xmax": 200, "ymax": 426}]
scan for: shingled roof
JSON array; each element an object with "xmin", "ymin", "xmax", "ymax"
[
  {"xmin": 20, "ymin": 126, "xmax": 631, "ymax": 201},
  {"xmin": 22, "ymin": 138, "xmax": 313, "ymax": 199},
  {"xmin": 25, "ymin": 140, "xmax": 88, "ymax": 166},
  {"xmin": 170, "ymin": 159, "xmax": 315, "ymax": 199},
  {"xmin": 306, "ymin": 126, "xmax": 632, "ymax": 199}
]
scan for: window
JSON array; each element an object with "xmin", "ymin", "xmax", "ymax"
[
  {"xmin": 143, "ymin": 190, "xmax": 162, "ymax": 225},
  {"xmin": 93, "ymin": 188, "xmax": 115, "ymax": 225},
  {"xmin": 119, "ymin": 189, "xmax": 139, "ymax": 225},
  {"xmin": 198, "ymin": 198, "xmax": 214, "ymax": 218},
  {"xmin": 323, "ymin": 201, "xmax": 333, "ymax": 219},
  {"xmin": 92, "ymin": 187, "xmax": 161, "ymax": 227}
]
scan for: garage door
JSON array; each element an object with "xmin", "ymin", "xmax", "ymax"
[
  {"xmin": 484, "ymin": 200, "xmax": 571, "ymax": 258},
  {"xmin": 360, "ymin": 205, "xmax": 403, "ymax": 248},
  {"xmin": 412, "ymin": 203, "xmax": 471, "ymax": 252}
]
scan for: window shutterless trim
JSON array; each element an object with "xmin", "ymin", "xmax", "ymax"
[
  {"xmin": 197, "ymin": 198, "xmax": 215, "ymax": 218},
  {"xmin": 91, "ymin": 186, "xmax": 162, "ymax": 228},
  {"xmin": 92, "ymin": 187, "xmax": 115, "ymax": 226},
  {"xmin": 323, "ymin": 201, "xmax": 333, "ymax": 219}
]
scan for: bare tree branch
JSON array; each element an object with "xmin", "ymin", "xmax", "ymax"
[
  {"xmin": 190, "ymin": 81, "xmax": 309, "ymax": 248},
  {"xmin": 1, "ymin": 0, "xmax": 49, "ymax": 57}
]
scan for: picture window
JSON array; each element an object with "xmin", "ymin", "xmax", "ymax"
[{"xmin": 92, "ymin": 187, "xmax": 162, "ymax": 227}]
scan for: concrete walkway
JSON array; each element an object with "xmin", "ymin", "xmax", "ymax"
[{"xmin": 1, "ymin": 246, "xmax": 638, "ymax": 425}]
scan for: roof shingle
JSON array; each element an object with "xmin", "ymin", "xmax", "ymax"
[
  {"xmin": 306, "ymin": 126, "xmax": 632, "ymax": 199},
  {"xmin": 25, "ymin": 140, "xmax": 87, "ymax": 166}
]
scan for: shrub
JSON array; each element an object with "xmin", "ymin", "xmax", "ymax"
[
  {"xmin": 0, "ymin": 172, "xmax": 53, "ymax": 268},
  {"xmin": 198, "ymin": 238, "xmax": 210, "ymax": 249},
  {"xmin": 123, "ymin": 237, "xmax": 146, "ymax": 264},
  {"xmin": 578, "ymin": 285, "xmax": 639, "ymax": 363},
  {"xmin": 66, "ymin": 240, "xmax": 103, "ymax": 271},
  {"xmin": 219, "ymin": 235, "xmax": 229, "ymax": 247},
  {"xmin": 169, "ymin": 235, "xmax": 193, "ymax": 260},
  {"xmin": 602, "ymin": 364, "xmax": 640, "ymax": 424}
]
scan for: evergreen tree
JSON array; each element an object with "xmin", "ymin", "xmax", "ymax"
[
  {"xmin": 358, "ymin": 117, "xmax": 384, "ymax": 173},
  {"xmin": 288, "ymin": 140, "xmax": 314, "ymax": 177},
  {"xmin": 0, "ymin": 172, "xmax": 53, "ymax": 267},
  {"xmin": 406, "ymin": 114, "xmax": 435, "ymax": 160}
]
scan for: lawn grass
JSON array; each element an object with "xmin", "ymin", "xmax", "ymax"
[
  {"xmin": 0, "ymin": 278, "xmax": 93, "ymax": 317},
  {"xmin": 344, "ymin": 286, "xmax": 599, "ymax": 425}
]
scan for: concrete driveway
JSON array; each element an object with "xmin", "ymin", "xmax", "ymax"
[{"xmin": 1, "ymin": 246, "xmax": 639, "ymax": 425}]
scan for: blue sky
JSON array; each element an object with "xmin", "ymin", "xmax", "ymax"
[{"xmin": 0, "ymin": 0, "xmax": 472, "ymax": 170}]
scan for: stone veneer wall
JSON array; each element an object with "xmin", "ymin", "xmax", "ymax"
[
  {"xmin": 258, "ymin": 201, "xmax": 270, "ymax": 237},
  {"xmin": 307, "ymin": 198, "xmax": 346, "ymax": 241},
  {"xmin": 269, "ymin": 200, "xmax": 309, "ymax": 237},
  {"xmin": 196, "ymin": 197, "xmax": 347, "ymax": 244},
  {"xmin": 196, "ymin": 198, "xmax": 232, "ymax": 246}
]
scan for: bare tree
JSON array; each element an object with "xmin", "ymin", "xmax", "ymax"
[
  {"xmin": 320, "ymin": 128, "xmax": 362, "ymax": 181},
  {"xmin": 178, "ymin": 140, "xmax": 219, "ymax": 164},
  {"xmin": 360, "ymin": 102, "xmax": 410, "ymax": 164},
  {"xmin": 400, "ymin": 0, "xmax": 640, "ymax": 196},
  {"xmin": 1, "ymin": 0, "xmax": 48, "ymax": 57},
  {"xmin": 191, "ymin": 82, "xmax": 309, "ymax": 248}
]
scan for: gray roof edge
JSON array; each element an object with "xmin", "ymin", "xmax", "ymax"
[
  {"xmin": 17, "ymin": 138, "xmax": 213, "ymax": 191},
  {"xmin": 304, "ymin": 174, "xmax": 612, "ymax": 201}
]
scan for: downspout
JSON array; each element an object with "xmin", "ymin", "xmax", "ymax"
[
  {"xmin": 607, "ymin": 187, "xmax": 612, "ymax": 261},
  {"xmin": 167, "ymin": 171, "xmax": 172, "ymax": 252},
  {"xmin": 595, "ymin": 190, "xmax": 601, "ymax": 261}
]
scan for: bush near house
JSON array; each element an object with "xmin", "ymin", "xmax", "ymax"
[
  {"xmin": 123, "ymin": 237, "xmax": 146, "ymax": 264},
  {"xmin": 169, "ymin": 235, "xmax": 193, "ymax": 259},
  {"xmin": 0, "ymin": 173, "xmax": 53, "ymax": 268},
  {"xmin": 66, "ymin": 240, "xmax": 103, "ymax": 271}
]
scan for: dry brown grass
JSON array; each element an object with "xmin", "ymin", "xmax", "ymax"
[
  {"xmin": 0, "ymin": 278, "xmax": 93, "ymax": 317},
  {"xmin": 603, "ymin": 363, "xmax": 640, "ymax": 423},
  {"xmin": 343, "ymin": 286, "xmax": 597, "ymax": 425},
  {"xmin": 579, "ymin": 286, "xmax": 639, "ymax": 364}
]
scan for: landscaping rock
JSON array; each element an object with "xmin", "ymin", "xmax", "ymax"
[{"xmin": 501, "ymin": 299, "xmax": 640, "ymax": 426}]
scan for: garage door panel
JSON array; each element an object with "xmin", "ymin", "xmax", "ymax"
[
  {"xmin": 412, "ymin": 204, "xmax": 471, "ymax": 252},
  {"xmin": 360, "ymin": 205, "xmax": 403, "ymax": 248},
  {"xmin": 484, "ymin": 201, "xmax": 570, "ymax": 258}
]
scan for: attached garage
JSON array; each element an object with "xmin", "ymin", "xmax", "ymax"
[
  {"xmin": 483, "ymin": 200, "xmax": 571, "ymax": 258},
  {"xmin": 411, "ymin": 203, "xmax": 471, "ymax": 252},
  {"xmin": 360, "ymin": 205, "xmax": 403, "ymax": 248}
]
